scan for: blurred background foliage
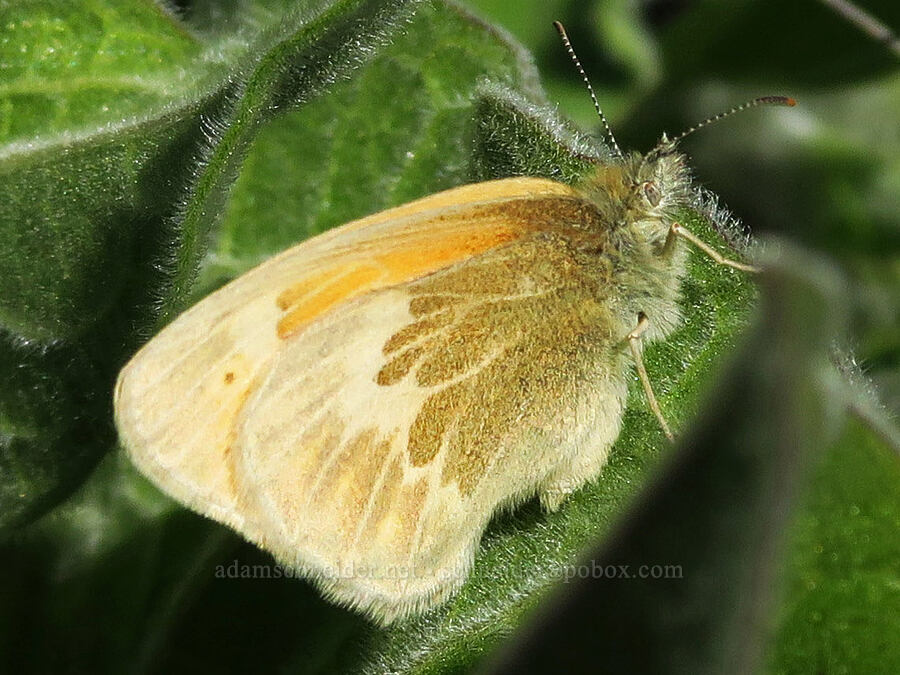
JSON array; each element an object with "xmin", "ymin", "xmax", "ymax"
[{"xmin": 0, "ymin": 0, "xmax": 897, "ymax": 672}]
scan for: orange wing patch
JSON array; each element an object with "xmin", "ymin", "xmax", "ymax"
[
  {"xmin": 277, "ymin": 265, "xmax": 383, "ymax": 339},
  {"xmin": 274, "ymin": 212, "xmax": 535, "ymax": 340}
]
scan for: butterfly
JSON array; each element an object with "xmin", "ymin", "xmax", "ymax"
[{"xmin": 113, "ymin": 22, "xmax": 792, "ymax": 624}]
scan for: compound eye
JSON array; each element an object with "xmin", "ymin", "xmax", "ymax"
[{"xmin": 642, "ymin": 181, "xmax": 661, "ymax": 207}]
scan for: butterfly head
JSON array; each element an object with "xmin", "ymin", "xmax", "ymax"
[
  {"xmin": 634, "ymin": 134, "xmax": 692, "ymax": 214},
  {"xmin": 553, "ymin": 20, "xmax": 793, "ymax": 248},
  {"xmin": 577, "ymin": 140, "xmax": 691, "ymax": 243}
]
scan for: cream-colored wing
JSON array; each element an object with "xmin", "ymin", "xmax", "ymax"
[
  {"xmin": 114, "ymin": 177, "xmax": 581, "ymax": 537},
  {"xmin": 114, "ymin": 177, "xmax": 629, "ymax": 623},
  {"xmin": 228, "ymin": 233, "xmax": 630, "ymax": 623}
]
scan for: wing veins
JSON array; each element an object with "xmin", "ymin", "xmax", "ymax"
[
  {"xmin": 348, "ymin": 438, "xmax": 407, "ymax": 549},
  {"xmin": 402, "ymin": 421, "xmax": 458, "ymax": 589}
]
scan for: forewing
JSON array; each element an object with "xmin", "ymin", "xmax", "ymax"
[{"xmin": 114, "ymin": 177, "xmax": 582, "ymax": 536}]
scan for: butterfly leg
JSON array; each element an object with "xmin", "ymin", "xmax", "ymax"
[
  {"xmin": 627, "ymin": 312, "xmax": 675, "ymax": 442},
  {"xmin": 664, "ymin": 221, "xmax": 760, "ymax": 273}
]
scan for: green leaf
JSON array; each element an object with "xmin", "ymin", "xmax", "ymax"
[
  {"xmin": 767, "ymin": 416, "xmax": 900, "ymax": 673},
  {"xmin": 0, "ymin": 334, "xmax": 110, "ymax": 529},
  {"xmin": 0, "ymin": 1, "xmax": 203, "ymax": 145},
  {"xmin": 0, "ymin": 0, "xmax": 422, "ymax": 528}
]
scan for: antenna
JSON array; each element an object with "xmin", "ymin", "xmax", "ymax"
[
  {"xmin": 670, "ymin": 96, "xmax": 796, "ymax": 144},
  {"xmin": 553, "ymin": 21, "xmax": 623, "ymax": 159}
]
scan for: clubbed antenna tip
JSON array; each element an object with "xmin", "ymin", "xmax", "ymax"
[{"xmin": 670, "ymin": 95, "xmax": 797, "ymax": 144}]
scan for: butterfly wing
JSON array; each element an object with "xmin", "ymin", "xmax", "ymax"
[
  {"xmin": 115, "ymin": 176, "xmax": 628, "ymax": 622},
  {"xmin": 115, "ymin": 177, "xmax": 574, "ymax": 530},
  {"xmin": 231, "ymin": 233, "xmax": 630, "ymax": 622}
]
